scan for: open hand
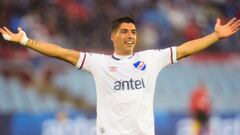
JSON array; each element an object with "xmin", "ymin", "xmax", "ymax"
[
  {"xmin": 0, "ymin": 27, "xmax": 26, "ymax": 43},
  {"xmin": 0, "ymin": 27, "xmax": 29, "ymax": 45},
  {"xmin": 214, "ymin": 18, "xmax": 240, "ymax": 39}
]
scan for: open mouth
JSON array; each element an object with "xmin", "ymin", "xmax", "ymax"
[{"xmin": 124, "ymin": 41, "xmax": 134, "ymax": 45}]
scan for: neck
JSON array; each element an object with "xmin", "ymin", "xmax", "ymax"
[
  {"xmin": 114, "ymin": 52, "xmax": 132, "ymax": 56},
  {"xmin": 114, "ymin": 50, "xmax": 133, "ymax": 56},
  {"xmin": 113, "ymin": 52, "xmax": 134, "ymax": 60}
]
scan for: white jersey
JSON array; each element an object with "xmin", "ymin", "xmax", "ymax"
[{"xmin": 76, "ymin": 47, "xmax": 177, "ymax": 135}]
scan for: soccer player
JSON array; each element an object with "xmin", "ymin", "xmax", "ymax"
[
  {"xmin": 190, "ymin": 84, "xmax": 211, "ymax": 135},
  {"xmin": 0, "ymin": 16, "xmax": 239, "ymax": 135}
]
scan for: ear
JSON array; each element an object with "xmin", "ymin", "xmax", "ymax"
[{"xmin": 111, "ymin": 32, "xmax": 115, "ymax": 42}]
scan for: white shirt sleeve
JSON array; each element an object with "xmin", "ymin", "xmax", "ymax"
[
  {"xmin": 155, "ymin": 46, "xmax": 177, "ymax": 66},
  {"xmin": 75, "ymin": 52, "xmax": 97, "ymax": 73},
  {"xmin": 75, "ymin": 52, "xmax": 87, "ymax": 70},
  {"xmin": 143, "ymin": 47, "xmax": 177, "ymax": 72}
]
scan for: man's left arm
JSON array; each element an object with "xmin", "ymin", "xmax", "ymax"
[{"xmin": 177, "ymin": 17, "xmax": 240, "ymax": 60}]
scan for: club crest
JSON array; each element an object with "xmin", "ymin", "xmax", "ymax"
[{"xmin": 133, "ymin": 61, "xmax": 146, "ymax": 71}]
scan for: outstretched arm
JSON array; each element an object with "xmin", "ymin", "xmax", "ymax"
[
  {"xmin": 0, "ymin": 27, "xmax": 80, "ymax": 65},
  {"xmin": 176, "ymin": 17, "xmax": 240, "ymax": 60}
]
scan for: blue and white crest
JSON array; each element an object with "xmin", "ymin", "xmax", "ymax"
[{"xmin": 133, "ymin": 61, "xmax": 146, "ymax": 71}]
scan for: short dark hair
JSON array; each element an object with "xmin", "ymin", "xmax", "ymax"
[{"xmin": 112, "ymin": 16, "xmax": 136, "ymax": 32}]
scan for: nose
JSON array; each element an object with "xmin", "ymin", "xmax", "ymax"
[{"xmin": 127, "ymin": 31, "xmax": 134, "ymax": 38}]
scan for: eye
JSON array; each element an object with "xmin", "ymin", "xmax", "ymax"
[
  {"xmin": 121, "ymin": 30, "xmax": 127, "ymax": 33},
  {"xmin": 132, "ymin": 31, "xmax": 136, "ymax": 34}
]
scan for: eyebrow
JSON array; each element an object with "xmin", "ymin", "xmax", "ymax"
[{"xmin": 120, "ymin": 29, "xmax": 136, "ymax": 31}]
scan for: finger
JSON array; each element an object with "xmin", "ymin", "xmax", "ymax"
[
  {"xmin": 0, "ymin": 28, "xmax": 6, "ymax": 34},
  {"xmin": 216, "ymin": 18, "xmax": 221, "ymax": 26},
  {"xmin": 3, "ymin": 27, "xmax": 13, "ymax": 35},
  {"xmin": 230, "ymin": 20, "xmax": 240, "ymax": 30},
  {"xmin": 231, "ymin": 27, "xmax": 239, "ymax": 34},
  {"xmin": 18, "ymin": 27, "xmax": 26, "ymax": 35},
  {"xmin": 18, "ymin": 27, "xmax": 23, "ymax": 32},
  {"xmin": 0, "ymin": 28, "xmax": 9, "ymax": 36},
  {"xmin": 231, "ymin": 25, "xmax": 240, "ymax": 33},
  {"xmin": 0, "ymin": 28, "xmax": 11, "ymax": 41},
  {"xmin": 227, "ymin": 17, "xmax": 237, "ymax": 26}
]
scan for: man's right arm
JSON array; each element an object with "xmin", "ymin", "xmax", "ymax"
[
  {"xmin": 26, "ymin": 39, "xmax": 80, "ymax": 65},
  {"xmin": 0, "ymin": 27, "xmax": 80, "ymax": 66}
]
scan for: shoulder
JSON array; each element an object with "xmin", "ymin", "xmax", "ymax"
[
  {"xmin": 76, "ymin": 52, "xmax": 111, "ymax": 70},
  {"xmin": 134, "ymin": 48, "xmax": 174, "ymax": 61},
  {"xmin": 85, "ymin": 53, "xmax": 113, "ymax": 64},
  {"xmin": 135, "ymin": 49, "xmax": 162, "ymax": 57},
  {"xmin": 136, "ymin": 48, "xmax": 174, "ymax": 55},
  {"xmin": 83, "ymin": 52, "xmax": 109, "ymax": 59}
]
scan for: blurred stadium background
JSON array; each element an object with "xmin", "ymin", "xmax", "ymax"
[{"xmin": 0, "ymin": 0, "xmax": 240, "ymax": 135}]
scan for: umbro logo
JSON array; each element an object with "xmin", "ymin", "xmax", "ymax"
[
  {"xmin": 100, "ymin": 127, "xmax": 105, "ymax": 134},
  {"xmin": 108, "ymin": 66, "xmax": 118, "ymax": 72},
  {"xmin": 133, "ymin": 61, "xmax": 146, "ymax": 71}
]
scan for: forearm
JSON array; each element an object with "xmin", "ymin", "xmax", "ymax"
[
  {"xmin": 26, "ymin": 39, "xmax": 64, "ymax": 57},
  {"xmin": 26, "ymin": 39, "xmax": 80, "ymax": 65},
  {"xmin": 177, "ymin": 32, "xmax": 220, "ymax": 60}
]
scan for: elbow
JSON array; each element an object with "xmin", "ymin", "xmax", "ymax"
[
  {"xmin": 180, "ymin": 52, "xmax": 192, "ymax": 59},
  {"xmin": 177, "ymin": 47, "xmax": 193, "ymax": 60},
  {"xmin": 60, "ymin": 49, "xmax": 79, "ymax": 65}
]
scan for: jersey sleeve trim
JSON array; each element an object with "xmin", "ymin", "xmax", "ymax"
[
  {"xmin": 75, "ymin": 52, "xmax": 86, "ymax": 69},
  {"xmin": 171, "ymin": 47, "xmax": 177, "ymax": 64},
  {"xmin": 170, "ymin": 47, "xmax": 173, "ymax": 64},
  {"xmin": 80, "ymin": 53, "xmax": 86, "ymax": 69}
]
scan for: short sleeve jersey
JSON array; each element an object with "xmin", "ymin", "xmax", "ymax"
[{"xmin": 76, "ymin": 47, "xmax": 177, "ymax": 135}]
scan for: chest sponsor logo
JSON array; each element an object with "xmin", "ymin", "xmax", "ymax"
[
  {"xmin": 133, "ymin": 61, "xmax": 146, "ymax": 71},
  {"xmin": 114, "ymin": 78, "xmax": 145, "ymax": 90}
]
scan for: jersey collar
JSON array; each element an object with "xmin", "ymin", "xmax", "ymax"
[{"xmin": 112, "ymin": 53, "xmax": 134, "ymax": 60}]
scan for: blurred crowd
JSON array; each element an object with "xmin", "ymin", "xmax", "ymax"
[
  {"xmin": 0, "ymin": 0, "xmax": 240, "ymax": 60},
  {"xmin": 0, "ymin": 0, "xmax": 240, "ymax": 111}
]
